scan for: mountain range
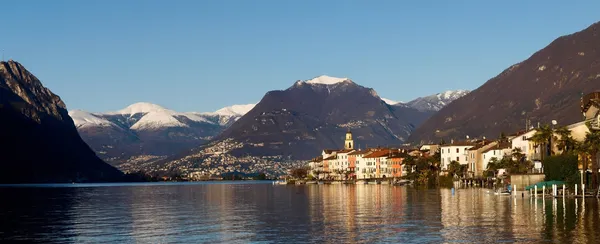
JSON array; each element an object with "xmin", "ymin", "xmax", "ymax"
[
  {"xmin": 69, "ymin": 102, "xmax": 255, "ymax": 165},
  {"xmin": 0, "ymin": 60, "xmax": 122, "ymax": 183},
  {"xmin": 409, "ymin": 21, "xmax": 600, "ymax": 143},
  {"xmin": 72, "ymin": 75, "xmax": 468, "ymax": 169},
  {"xmin": 149, "ymin": 76, "xmax": 468, "ymax": 170}
]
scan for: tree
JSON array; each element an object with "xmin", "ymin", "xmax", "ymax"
[
  {"xmin": 447, "ymin": 161, "xmax": 466, "ymax": 178},
  {"xmin": 290, "ymin": 167, "xmax": 308, "ymax": 179},
  {"xmin": 542, "ymin": 153, "xmax": 580, "ymax": 187},
  {"xmin": 313, "ymin": 170, "xmax": 323, "ymax": 180},
  {"xmin": 253, "ymin": 173, "xmax": 267, "ymax": 180},
  {"xmin": 583, "ymin": 124, "xmax": 600, "ymax": 189},
  {"xmin": 554, "ymin": 126, "xmax": 576, "ymax": 153},
  {"xmin": 485, "ymin": 158, "xmax": 502, "ymax": 177},
  {"xmin": 531, "ymin": 124, "xmax": 553, "ymax": 161},
  {"xmin": 511, "ymin": 147, "xmax": 525, "ymax": 163}
]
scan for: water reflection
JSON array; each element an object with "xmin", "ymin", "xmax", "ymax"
[{"xmin": 0, "ymin": 183, "xmax": 599, "ymax": 243}]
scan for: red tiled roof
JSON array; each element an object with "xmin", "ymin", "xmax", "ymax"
[
  {"xmin": 310, "ymin": 156, "xmax": 323, "ymax": 162},
  {"xmin": 323, "ymin": 149, "xmax": 338, "ymax": 154},
  {"xmin": 337, "ymin": 149, "xmax": 355, "ymax": 154},
  {"xmin": 441, "ymin": 141, "xmax": 476, "ymax": 147},
  {"xmin": 468, "ymin": 140, "xmax": 494, "ymax": 151},
  {"xmin": 482, "ymin": 142, "xmax": 512, "ymax": 153},
  {"xmin": 364, "ymin": 149, "xmax": 392, "ymax": 158},
  {"xmin": 348, "ymin": 150, "xmax": 369, "ymax": 155},
  {"xmin": 387, "ymin": 152, "xmax": 409, "ymax": 159},
  {"xmin": 323, "ymin": 155, "xmax": 337, "ymax": 160}
]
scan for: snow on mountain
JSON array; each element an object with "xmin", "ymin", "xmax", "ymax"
[
  {"xmin": 304, "ymin": 75, "xmax": 349, "ymax": 85},
  {"xmin": 69, "ymin": 110, "xmax": 116, "ymax": 128},
  {"xmin": 116, "ymin": 102, "xmax": 172, "ymax": 115},
  {"xmin": 212, "ymin": 104, "xmax": 256, "ymax": 117},
  {"xmin": 381, "ymin": 98, "xmax": 401, "ymax": 105},
  {"xmin": 130, "ymin": 111, "xmax": 188, "ymax": 130},
  {"xmin": 404, "ymin": 90, "xmax": 470, "ymax": 112}
]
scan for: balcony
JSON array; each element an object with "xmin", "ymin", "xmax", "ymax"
[{"xmin": 585, "ymin": 118, "xmax": 600, "ymax": 130}]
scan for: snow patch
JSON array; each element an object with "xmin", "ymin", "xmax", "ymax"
[
  {"xmin": 130, "ymin": 111, "xmax": 188, "ymax": 130},
  {"xmin": 69, "ymin": 110, "xmax": 115, "ymax": 128},
  {"xmin": 381, "ymin": 98, "xmax": 400, "ymax": 105},
  {"xmin": 304, "ymin": 75, "xmax": 348, "ymax": 85},
  {"xmin": 212, "ymin": 103, "xmax": 256, "ymax": 117},
  {"xmin": 115, "ymin": 102, "xmax": 172, "ymax": 115}
]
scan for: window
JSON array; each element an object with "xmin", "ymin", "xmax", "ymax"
[
  {"xmin": 456, "ymin": 157, "xmax": 459, "ymax": 162},
  {"xmin": 456, "ymin": 148, "xmax": 459, "ymax": 153},
  {"xmin": 522, "ymin": 136, "xmax": 526, "ymax": 140}
]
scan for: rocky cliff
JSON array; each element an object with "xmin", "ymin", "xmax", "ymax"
[{"xmin": 0, "ymin": 60, "xmax": 123, "ymax": 183}]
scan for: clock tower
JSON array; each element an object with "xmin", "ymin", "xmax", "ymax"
[{"xmin": 344, "ymin": 130, "xmax": 354, "ymax": 150}]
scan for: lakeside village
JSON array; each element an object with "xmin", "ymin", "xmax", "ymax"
[{"xmin": 292, "ymin": 92, "xmax": 600, "ymax": 197}]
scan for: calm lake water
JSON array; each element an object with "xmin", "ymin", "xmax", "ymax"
[{"xmin": 1, "ymin": 182, "xmax": 599, "ymax": 243}]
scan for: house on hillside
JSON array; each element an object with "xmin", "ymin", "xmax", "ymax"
[{"xmin": 419, "ymin": 144, "xmax": 440, "ymax": 156}]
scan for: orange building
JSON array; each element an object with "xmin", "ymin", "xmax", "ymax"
[
  {"xmin": 387, "ymin": 152, "xmax": 407, "ymax": 178},
  {"xmin": 363, "ymin": 149, "xmax": 392, "ymax": 178}
]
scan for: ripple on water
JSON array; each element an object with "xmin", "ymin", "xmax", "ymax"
[{"xmin": 1, "ymin": 184, "xmax": 600, "ymax": 243}]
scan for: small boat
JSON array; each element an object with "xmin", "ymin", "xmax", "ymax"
[
  {"xmin": 494, "ymin": 189, "xmax": 511, "ymax": 195},
  {"xmin": 273, "ymin": 180, "xmax": 288, "ymax": 185}
]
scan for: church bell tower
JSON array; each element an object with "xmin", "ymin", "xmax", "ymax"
[{"xmin": 344, "ymin": 130, "xmax": 354, "ymax": 149}]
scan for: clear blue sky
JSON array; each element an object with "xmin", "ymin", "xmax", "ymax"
[{"xmin": 2, "ymin": 0, "xmax": 599, "ymax": 112}]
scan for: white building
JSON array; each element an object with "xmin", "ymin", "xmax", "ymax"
[
  {"xmin": 481, "ymin": 143, "xmax": 512, "ymax": 171},
  {"xmin": 440, "ymin": 141, "xmax": 474, "ymax": 170},
  {"xmin": 510, "ymin": 129, "xmax": 538, "ymax": 161},
  {"xmin": 351, "ymin": 150, "xmax": 370, "ymax": 180}
]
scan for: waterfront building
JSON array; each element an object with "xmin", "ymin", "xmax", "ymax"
[
  {"xmin": 440, "ymin": 141, "xmax": 474, "ymax": 171},
  {"xmin": 363, "ymin": 149, "xmax": 393, "ymax": 179},
  {"xmin": 466, "ymin": 140, "xmax": 496, "ymax": 178},
  {"xmin": 386, "ymin": 152, "xmax": 408, "ymax": 178},
  {"xmin": 509, "ymin": 130, "xmax": 539, "ymax": 161},
  {"xmin": 481, "ymin": 142, "xmax": 512, "ymax": 174},
  {"xmin": 350, "ymin": 149, "xmax": 370, "ymax": 179}
]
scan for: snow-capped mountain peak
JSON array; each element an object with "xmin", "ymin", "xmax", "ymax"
[
  {"xmin": 68, "ymin": 110, "xmax": 116, "ymax": 128},
  {"xmin": 130, "ymin": 111, "xmax": 188, "ymax": 130},
  {"xmin": 305, "ymin": 75, "xmax": 349, "ymax": 85},
  {"xmin": 405, "ymin": 89, "xmax": 470, "ymax": 112},
  {"xmin": 116, "ymin": 102, "xmax": 173, "ymax": 115},
  {"xmin": 212, "ymin": 103, "xmax": 256, "ymax": 117},
  {"xmin": 437, "ymin": 90, "xmax": 469, "ymax": 100}
]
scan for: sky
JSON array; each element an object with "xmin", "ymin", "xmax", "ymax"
[{"xmin": 2, "ymin": 1, "xmax": 599, "ymax": 113}]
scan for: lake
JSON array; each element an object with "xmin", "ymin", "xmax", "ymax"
[{"xmin": 1, "ymin": 182, "xmax": 599, "ymax": 243}]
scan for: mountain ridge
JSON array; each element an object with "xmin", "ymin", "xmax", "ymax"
[
  {"xmin": 0, "ymin": 60, "xmax": 123, "ymax": 183},
  {"xmin": 409, "ymin": 21, "xmax": 600, "ymax": 143}
]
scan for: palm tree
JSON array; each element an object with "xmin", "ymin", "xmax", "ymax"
[
  {"xmin": 574, "ymin": 141, "xmax": 589, "ymax": 185},
  {"xmin": 511, "ymin": 147, "xmax": 525, "ymax": 162},
  {"xmin": 531, "ymin": 124, "xmax": 553, "ymax": 161},
  {"xmin": 583, "ymin": 126, "xmax": 600, "ymax": 189},
  {"xmin": 554, "ymin": 126, "xmax": 576, "ymax": 153}
]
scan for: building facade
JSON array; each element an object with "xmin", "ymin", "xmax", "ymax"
[{"xmin": 440, "ymin": 142, "xmax": 474, "ymax": 171}]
